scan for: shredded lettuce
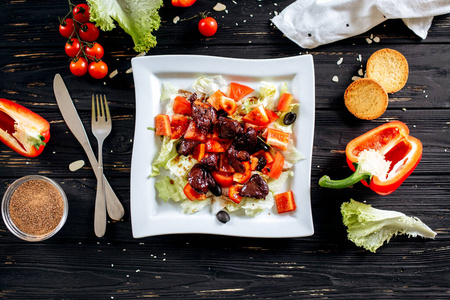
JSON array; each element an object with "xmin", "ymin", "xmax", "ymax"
[
  {"xmin": 341, "ymin": 199, "xmax": 436, "ymax": 253},
  {"xmin": 167, "ymin": 154, "xmax": 197, "ymax": 180},
  {"xmin": 150, "ymin": 136, "xmax": 177, "ymax": 177},
  {"xmin": 155, "ymin": 176, "xmax": 187, "ymax": 202},
  {"xmin": 259, "ymin": 81, "xmax": 278, "ymax": 110},
  {"xmin": 192, "ymin": 75, "xmax": 226, "ymax": 96},
  {"xmin": 87, "ymin": 0, "xmax": 163, "ymax": 52},
  {"xmin": 268, "ymin": 171, "xmax": 293, "ymax": 194},
  {"xmin": 241, "ymin": 194, "xmax": 274, "ymax": 217},
  {"xmin": 181, "ymin": 198, "xmax": 212, "ymax": 214},
  {"xmin": 160, "ymin": 82, "xmax": 178, "ymax": 102},
  {"xmin": 283, "ymin": 140, "xmax": 304, "ymax": 164}
]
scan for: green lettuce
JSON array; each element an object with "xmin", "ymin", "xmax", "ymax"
[
  {"xmin": 341, "ymin": 199, "xmax": 436, "ymax": 253},
  {"xmin": 87, "ymin": 0, "xmax": 163, "ymax": 52},
  {"xmin": 150, "ymin": 136, "xmax": 177, "ymax": 177},
  {"xmin": 155, "ymin": 176, "xmax": 187, "ymax": 202}
]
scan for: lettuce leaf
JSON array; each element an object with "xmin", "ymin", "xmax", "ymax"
[
  {"xmin": 181, "ymin": 198, "xmax": 212, "ymax": 214},
  {"xmin": 192, "ymin": 75, "xmax": 226, "ymax": 96},
  {"xmin": 155, "ymin": 176, "xmax": 187, "ymax": 202},
  {"xmin": 341, "ymin": 199, "xmax": 436, "ymax": 253},
  {"xmin": 150, "ymin": 136, "xmax": 177, "ymax": 177},
  {"xmin": 87, "ymin": 0, "xmax": 163, "ymax": 52}
]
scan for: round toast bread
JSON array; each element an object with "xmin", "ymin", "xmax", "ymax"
[
  {"xmin": 344, "ymin": 78, "xmax": 388, "ymax": 120},
  {"xmin": 366, "ymin": 48, "xmax": 409, "ymax": 93}
]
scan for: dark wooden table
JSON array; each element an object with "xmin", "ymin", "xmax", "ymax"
[{"xmin": 1, "ymin": 0, "xmax": 449, "ymax": 298}]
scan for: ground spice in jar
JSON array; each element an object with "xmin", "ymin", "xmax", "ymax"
[{"xmin": 9, "ymin": 180, "xmax": 64, "ymax": 236}]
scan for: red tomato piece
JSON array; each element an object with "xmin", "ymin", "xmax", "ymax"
[
  {"xmin": 267, "ymin": 151, "xmax": 284, "ymax": 179},
  {"xmin": 170, "ymin": 115, "xmax": 189, "ymax": 140},
  {"xmin": 73, "ymin": 3, "xmax": 90, "ymax": 23},
  {"xmin": 184, "ymin": 121, "xmax": 207, "ymax": 141},
  {"xmin": 65, "ymin": 38, "xmax": 81, "ymax": 58},
  {"xmin": 243, "ymin": 105, "xmax": 269, "ymax": 126},
  {"xmin": 277, "ymin": 93, "xmax": 293, "ymax": 112},
  {"xmin": 172, "ymin": 0, "xmax": 196, "ymax": 7},
  {"xmin": 85, "ymin": 42, "xmax": 104, "ymax": 60},
  {"xmin": 184, "ymin": 183, "xmax": 207, "ymax": 201},
  {"xmin": 229, "ymin": 82, "xmax": 254, "ymax": 101},
  {"xmin": 59, "ymin": 18, "xmax": 75, "ymax": 38},
  {"xmin": 207, "ymin": 90, "xmax": 226, "ymax": 110},
  {"xmin": 275, "ymin": 191, "xmax": 296, "ymax": 213},
  {"xmin": 205, "ymin": 140, "xmax": 226, "ymax": 153},
  {"xmin": 192, "ymin": 143, "xmax": 206, "ymax": 161},
  {"xmin": 155, "ymin": 114, "xmax": 172, "ymax": 136},
  {"xmin": 78, "ymin": 23, "xmax": 99, "ymax": 42},
  {"xmin": 228, "ymin": 185, "xmax": 243, "ymax": 204},
  {"xmin": 69, "ymin": 57, "xmax": 88, "ymax": 76},
  {"xmin": 266, "ymin": 128, "xmax": 289, "ymax": 151},
  {"xmin": 88, "ymin": 60, "xmax": 108, "ymax": 79},
  {"xmin": 211, "ymin": 171, "xmax": 233, "ymax": 188},
  {"xmin": 219, "ymin": 97, "xmax": 238, "ymax": 115},
  {"xmin": 265, "ymin": 109, "xmax": 279, "ymax": 124},
  {"xmin": 198, "ymin": 17, "xmax": 218, "ymax": 37},
  {"xmin": 173, "ymin": 96, "xmax": 192, "ymax": 116}
]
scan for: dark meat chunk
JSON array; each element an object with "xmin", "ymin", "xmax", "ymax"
[
  {"xmin": 234, "ymin": 127, "xmax": 258, "ymax": 152},
  {"xmin": 226, "ymin": 145, "xmax": 245, "ymax": 173},
  {"xmin": 217, "ymin": 116, "xmax": 244, "ymax": 139},
  {"xmin": 200, "ymin": 153, "xmax": 220, "ymax": 171},
  {"xmin": 192, "ymin": 103, "xmax": 217, "ymax": 133},
  {"xmin": 239, "ymin": 174, "xmax": 269, "ymax": 199},
  {"xmin": 176, "ymin": 140, "xmax": 201, "ymax": 156},
  {"xmin": 236, "ymin": 150, "xmax": 250, "ymax": 162},
  {"xmin": 187, "ymin": 93, "xmax": 197, "ymax": 103},
  {"xmin": 188, "ymin": 164, "xmax": 215, "ymax": 194}
]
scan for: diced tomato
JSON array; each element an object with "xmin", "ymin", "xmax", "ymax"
[
  {"xmin": 229, "ymin": 82, "xmax": 254, "ymax": 101},
  {"xmin": 184, "ymin": 183, "xmax": 207, "ymax": 201},
  {"xmin": 173, "ymin": 96, "xmax": 192, "ymax": 116},
  {"xmin": 275, "ymin": 191, "xmax": 296, "ymax": 213},
  {"xmin": 219, "ymin": 154, "xmax": 235, "ymax": 173},
  {"xmin": 184, "ymin": 121, "xmax": 207, "ymax": 141},
  {"xmin": 266, "ymin": 128, "xmax": 289, "ymax": 151},
  {"xmin": 192, "ymin": 143, "xmax": 206, "ymax": 161},
  {"xmin": 170, "ymin": 115, "xmax": 189, "ymax": 140},
  {"xmin": 233, "ymin": 161, "xmax": 251, "ymax": 183},
  {"xmin": 277, "ymin": 93, "xmax": 293, "ymax": 112},
  {"xmin": 155, "ymin": 114, "xmax": 172, "ymax": 136},
  {"xmin": 265, "ymin": 109, "xmax": 279, "ymax": 124},
  {"xmin": 228, "ymin": 184, "xmax": 243, "ymax": 204},
  {"xmin": 219, "ymin": 97, "xmax": 238, "ymax": 115},
  {"xmin": 207, "ymin": 90, "xmax": 226, "ymax": 110},
  {"xmin": 243, "ymin": 105, "xmax": 269, "ymax": 126},
  {"xmin": 193, "ymin": 100, "xmax": 210, "ymax": 109},
  {"xmin": 205, "ymin": 139, "xmax": 226, "ymax": 153},
  {"xmin": 267, "ymin": 151, "xmax": 284, "ymax": 179},
  {"xmin": 212, "ymin": 171, "xmax": 233, "ymax": 187}
]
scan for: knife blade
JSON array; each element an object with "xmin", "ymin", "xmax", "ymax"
[{"xmin": 53, "ymin": 74, "xmax": 124, "ymax": 222}]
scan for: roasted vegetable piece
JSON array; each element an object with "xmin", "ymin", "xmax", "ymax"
[
  {"xmin": 319, "ymin": 121, "xmax": 422, "ymax": 195},
  {"xmin": 155, "ymin": 114, "xmax": 172, "ymax": 136},
  {"xmin": 275, "ymin": 191, "xmax": 296, "ymax": 213},
  {"xmin": 229, "ymin": 82, "xmax": 254, "ymax": 101},
  {"xmin": 0, "ymin": 98, "xmax": 50, "ymax": 157}
]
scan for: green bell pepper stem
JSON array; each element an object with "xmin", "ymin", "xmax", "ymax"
[{"xmin": 319, "ymin": 163, "xmax": 372, "ymax": 189}]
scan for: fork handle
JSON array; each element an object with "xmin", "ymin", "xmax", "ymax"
[{"xmin": 94, "ymin": 141, "xmax": 107, "ymax": 237}]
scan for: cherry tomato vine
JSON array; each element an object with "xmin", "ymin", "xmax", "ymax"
[{"xmin": 58, "ymin": 1, "xmax": 108, "ymax": 79}]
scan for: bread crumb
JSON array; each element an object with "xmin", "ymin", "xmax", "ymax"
[
  {"xmin": 358, "ymin": 69, "xmax": 364, "ymax": 76},
  {"xmin": 332, "ymin": 76, "xmax": 339, "ymax": 82},
  {"xmin": 337, "ymin": 57, "xmax": 343, "ymax": 65},
  {"xmin": 213, "ymin": 3, "xmax": 226, "ymax": 11},
  {"xmin": 69, "ymin": 160, "xmax": 85, "ymax": 172}
]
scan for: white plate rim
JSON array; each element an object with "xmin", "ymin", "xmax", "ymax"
[{"xmin": 130, "ymin": 54, "xmax": 315, "ymax": 238}]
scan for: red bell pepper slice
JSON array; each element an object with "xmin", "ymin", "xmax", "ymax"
[
  {"xmin": 275, "ymin": 191, "xmax": 296, "ymax": 213},
  {"xmin": 183, "ymin": 183, "xmax": 207, "ymax": 201},
  {"xmin": 229, "ymin": 82, "xmax": 254, "ymax": 101},
  {"xmin": 0, "ymin": 98, "xmax": 50, "ymax": 157},
  {"xmin": 319, "ymin": 121, "xmax": 422, "ymax": 195},
  {"xmin": 155, "ymin": 114, "xmax": 172, "ymax": 136}
]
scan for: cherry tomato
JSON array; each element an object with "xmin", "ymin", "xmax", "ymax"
[
  {"xmin": 85, "ymin": 42, "xmax": 104, "ymax": 60},
  {"xmin": 73, "ymin": 4, "xmax": 90, "ymax": 23},
  {"xmin": 78, "ymin": 23, "xmax": 99, "ymax": 42},
  {"xmin": 65, "ymin": 38, "xmax": 81, "ymax": 57},
  {"xmin": 198, "ymin": 17, "xmax": 217, "ymax": 37},
  {"xmin": 172, "ymin": 0, "xmax": 196, "ymax": 7},
  {"xmin": 59, "ymin": 18, "xmax": 75, "ymax": 38},
  {"xmin": 70, "ymin": 57, "xmax": 88, "ymax": 76},
  {"xmin": 88, "ymin": 60, "xmax": 108, "ymax": 79}
]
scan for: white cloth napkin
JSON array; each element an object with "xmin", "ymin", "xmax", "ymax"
[{"xmin": 272, "ymin": 0, "xmax": 450, "ymax": 49}]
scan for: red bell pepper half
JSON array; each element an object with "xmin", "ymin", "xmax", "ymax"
[
  {"xmin": 0, "ymin": 98, "xmax": 50, "ymax": 157},
  {"xmin": 319, "ymin": 121, "xmax": 422, "ymax": 195}
]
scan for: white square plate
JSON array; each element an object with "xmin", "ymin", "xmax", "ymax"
[{"xmin": 130, "ymin": 55, "xmax": 315, "ymax": 238}]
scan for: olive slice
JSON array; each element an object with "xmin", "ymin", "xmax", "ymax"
[
  {"xmin": 216, "ymin": 211, "xmax": 230, "ymax": 224},
  {"xmin": 283, "ymin": 112, "xmax": 297, "ymax": 125}
]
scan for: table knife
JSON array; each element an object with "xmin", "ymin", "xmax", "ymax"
[{"xmin": 53, "ymin": 74, "xmax": 125, "ymax": 224}]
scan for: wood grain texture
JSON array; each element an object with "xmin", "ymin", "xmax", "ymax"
[{"xmin": 0, "ymin": 0, "xmax": 449, "ymax": 298}]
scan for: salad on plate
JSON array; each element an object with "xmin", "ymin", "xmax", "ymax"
[{"xmin": 150, "ymin": 75, "xmax": 304, "ymax": 219}]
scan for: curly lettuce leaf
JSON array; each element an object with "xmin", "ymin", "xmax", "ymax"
[
  {"xmin": 87, "ymin": 0, "xmax": 163, "ymax": 52},
  {"xmin": 155, "ymin": 176, "xmax": 187, "ymax": 202},
  {"xmin": 341, "ymin": 199, "xmax": 436, "ymax": 253},
  {"xmin": 150, "ymin": 136, "xmax": 177, "ymax": 177}
]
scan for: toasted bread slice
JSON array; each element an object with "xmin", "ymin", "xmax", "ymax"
[
  {"xmin": 366, "ymin": 48, "xmax": 409, "ymax": 93},
  {"xmin": 345, "ymin": 78, "xmax": 388, "ymax": 120}
]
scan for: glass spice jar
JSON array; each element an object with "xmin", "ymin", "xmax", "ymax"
[{"xmin": 1, "ymin": 175, "xmax": 68, "ymax": 242}]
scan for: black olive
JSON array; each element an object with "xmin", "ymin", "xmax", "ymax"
[
  {"xmin": 216, "ymin": 211, "xmax": 230, "ymax": 224},
  {"xmin": 255, "ymin": 156, "xmax": 267, "ymax": 171},
  {"xmin": 283, "ymin": 112, "xmax": 297, "ymax": 125},
  {"xmin": 209, "ymin": 184, "xmax": 222, "ymax": 196},
  {"xmin": 257, "ymin": 138, "xmax": 270, "ymax": 152}
]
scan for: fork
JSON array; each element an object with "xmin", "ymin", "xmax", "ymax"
[{"xmin": 91, "ymin": 94, "xmax": 112, "ymax": 237}]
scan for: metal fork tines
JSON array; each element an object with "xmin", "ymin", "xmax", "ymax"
[{"xmin": 91, "ymin": 94, "xmax": 112, "ymax": 237}]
